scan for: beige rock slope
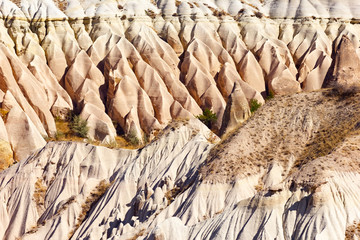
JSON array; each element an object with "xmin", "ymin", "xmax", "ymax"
[
  {"xmin": 0, "ymin": 119, "xmax": 216, "ymax": 240},
  {"xmin": 1, "ymin": 90, "xmax": 360, "ymax": 240},
  {"xmin": 1, "ymin": 1, "xmax": 360, "ymax": 238}
]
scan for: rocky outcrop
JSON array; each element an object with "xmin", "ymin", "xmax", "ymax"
[
  {"xmin": 220, "ymin": 83, "xmax": 251, "ymax": 136},
  {"xmin": 1, "ymin": 90, "xmax": 360, "ymax": 240},
  {"xmin": 0, "ymin": 1, "xmax": 360, "ymax": 240},
  {"xmin": 331, "ymin": 35, "xmax": 360, "ymax": 92},
  {"xmin": 0, "ymin": 119, "xmax": 215, "ymax": 240}
]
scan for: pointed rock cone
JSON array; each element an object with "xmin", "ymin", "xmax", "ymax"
[
  {"xmin": 220, "ymin": 83, "xmax": 251, "ymax": 136},
  {"xmin": 331, "ymin": 35, "xmax": 360, "ymax": 93},
  {"xmin": 5, "ymin": 106, "xmax": 46, "ymax": 162}
]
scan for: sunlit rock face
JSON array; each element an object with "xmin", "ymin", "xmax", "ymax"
[
  {"xmin": 2, "ymin": 90, "xmax": 360, "ymax": 240},
  {"xmin": 1, "ymin": 2, "xmax": 360, "ymax": 238}
]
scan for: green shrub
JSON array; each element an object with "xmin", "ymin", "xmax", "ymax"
[
  {"xmin": 126, "ymin": 131, "xmax": 140, "ymax": 146},
  {"xmin": 266, "ymin": 91, "xmax": 274, "ymax": 101},
  {"xmin": 69, "ymin": 115, "xmax": 89, "ymax": 138},
  {"xmin": 250, "ymin": 99, "xmax": 262, "ymax": 113},
  {"xmin": 197, "ymin": 109, "xmax": 217, "ymax": 129}
]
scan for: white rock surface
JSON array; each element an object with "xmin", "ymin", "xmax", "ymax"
[
  {"xmin": 0, "ymin": 2, "xmax": 359, "ymax": 239},
  {"xmin": 1, "ymin": 91, "xmax": 360, "ymax": 240},
  {"xmin": 0, "ymin": 0, "xmax": 359, "ymax": 159}
]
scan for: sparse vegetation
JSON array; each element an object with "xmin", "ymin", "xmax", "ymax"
[
  {"xmin": 125, "ymin": 130, "xmax": 141, "ymax": 146},
  {"xmin": 266, "ymin": 91, "xmax": 275, "ymax": 101},
  {"xmin": 55, "ymin": 196, "xmax": 76, "ymax": 216},
  {"xmin": 26, "ymin": 178, "xmax": 48, "ymax": 235},
  {"xmin": 201, "ymin": 89, "xmax": 360, "ymax": 183},
  {"xmin": 33, "ymin": 178, "xmax": 47, "ymax": 209},
  {"xmin": 46, "ymin": 118, "xmax": 85, "ymax": 142},
  {"xmin": 249, "ymin": 99, "xmax": 262, "ymax": 113},
  {"xmin": 145, "ymin": 9, "xmax": 156, "ymax": 19},
  {"xmin": 206, "ymin": 131, "xmax": 218, "ymax": 144},
  {"xmin": 333, "ymin": 83, "xmax": 360, "ymax": 98},
  {"xmin": 165, "ymin": 186, "xmax": 181, "ymax": 205},
  {"xmin": 69, "ymin": 180, "xmax": 112, "ymax": 238},
  {"xmin": 47, "ymin": 117, "xmax": 142, "ymax": 150},
  {"xmin": 69, "ymin": 115, "xmax": 89, "ymax": 138},
  {"xmin": 128, "ymin": 229, "xmax": 146, "ymax": 240},
  {"xmin": 254, "ymin": 11, "xmax": 264, "ymax": 18},
  {"xmin": 346, "ymin": 221, "xmax": 360, "ymax": 240},
  {"xmin": 197, "ymin": 109, "xmax": 217, "ymax": 129},
  {"xmin": 54, "ymin": 130, "xmax": 65, "ymax": 140},
  {"xmin": 254, "ymin": 182, "xmax": 264, "ymax": 192},
  {"xmin": 0, "ymin": 140, "xmax": 13, "ymax": 171},
  {"xmin": 0, "ymin": 108, "xmax": 9, "ymax": 120}
]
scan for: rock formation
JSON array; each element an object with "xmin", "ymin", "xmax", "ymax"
[
  {"xmin": 1, "ymin": 90, "xmax": 360, "ymax": 240},
  {"xmin": 0, "ymin": 0, "xmax": 360, "ymax": 239},
  {"xmin": 220, "ymin": 83, "xmax": 251, "ymax": 136},
  {"xmin": 0, "ymin": 0, "xmax": 358, "ymax": 161},
  {"xmin": 331, "ymin": 35, "xmax": 360, "ymax": 92},
  {"xmin": 0, "ymin": 0, "xmax": 358, "ymax": 160}
]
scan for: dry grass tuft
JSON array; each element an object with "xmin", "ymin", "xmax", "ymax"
[
  {"xmin": 48, "ymin": 119, "xmax": 140, "ymax": 150},
  {"xmin": 0, "ymin": 108, "xmax": 9, "ymax": 120},
  {"xmin": 69, "ymin": 180, "xmax": 112, "ymax": 238},
  {"xmin": 346, "ymin": 221, "xmax": 360, "ymax": 240},
  {"xmin": 165, "ymin": 187, "xmax": 181, "ymax": 205},
  {"xmin": 128, "ymin": 229, "xmax": 146, "ymax": 240},
  {"xmin": 33, "ymin": 178, "xmax": 47, "ymax": 209},
  {"xmin": 26, "ymin": 179, "xmax": 49, "ymax": 235}
]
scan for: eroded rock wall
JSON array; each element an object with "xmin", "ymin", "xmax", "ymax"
[{"xmin": 1, "ymin": 0, "xmax": 360, "ymax": 164}]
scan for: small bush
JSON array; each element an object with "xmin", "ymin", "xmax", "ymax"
[
  {"xmin": 250, "ymin": 99, "xmax": 262, "ymax": 113},
  {"xmin": 126, "ymin": 131, "xmax": 140, "ymax": 146},
  {"xmin": 197, "ymin": 109, "xmax": 217, "ymax": 129},
  {"xmin": 266, "ymin": 91, "xmax": 274, "ymax": 101},
  {"xmin": 69, "ymin": 115, "xmax": 89, "ymax": 138},
  {"xmin": 55, "ymin": 131, "xmax": 65, "ymax": 140}
]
